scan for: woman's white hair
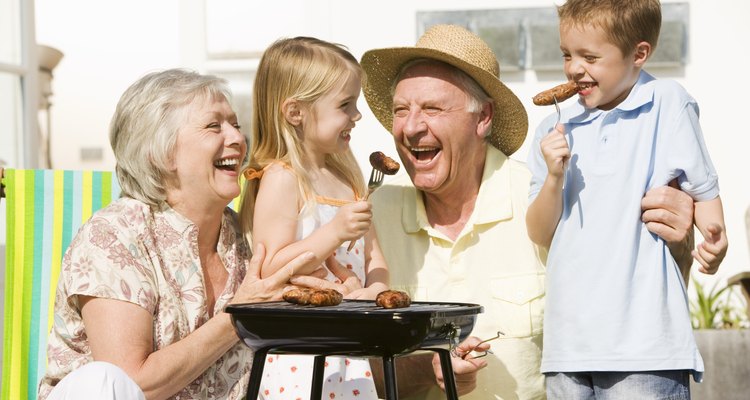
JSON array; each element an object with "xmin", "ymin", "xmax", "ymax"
[{"xmin": 109, "ymin": 69, "xmax": 232, "ymax": 207}]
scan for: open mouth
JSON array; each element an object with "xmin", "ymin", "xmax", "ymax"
[
  {"xmin": 576, "ymin": 81, "xmax": 597, "ymax": 93},
  {"xmin": 410, "ymin": 146, "xmax": 440, "ymax": 162},
  {"xmin": 214, "ymin": 157, "xmax": 240, "ymax": 171}
]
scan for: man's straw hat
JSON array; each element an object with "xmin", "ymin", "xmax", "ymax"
[{"xmin": 361, "ymin": 24, "xmax": 528, "ymax": 156}]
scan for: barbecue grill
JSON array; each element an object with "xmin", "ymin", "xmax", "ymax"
[{"xmin": 226, "ymin": 299, "xmax": 483, "ymax": 400}]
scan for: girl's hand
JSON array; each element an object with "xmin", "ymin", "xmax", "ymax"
[
  {"xmin": 539, "ymin": 124, "xmax": 569, "ymax": 179},
  {"xmin": 348, "ymin": 282, "xmax": 388, "ymax": 300},
  {"xmin": 693, "ymin": 223, "xmax": 728, "ymax": 275},
  {"xmin": 289, "ymin": 255, "xmax": 363, "ymax": 296},
  {"xmin": 332, "ymin": 200, "xmax": 372, "ymax": 242}
]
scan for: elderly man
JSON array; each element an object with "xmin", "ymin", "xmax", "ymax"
[{"xmin": 358, "ymin": 24, "xmax": 695, "ymax": 399}]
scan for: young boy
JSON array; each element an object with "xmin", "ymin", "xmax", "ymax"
[{"xmin": 526, "ymin": 0, "xmax": 728, "ymax": 398}]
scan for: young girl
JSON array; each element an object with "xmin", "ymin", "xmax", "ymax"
[{"xmin": 239, "ymin": 37, "xmax": 388, "ymax": 400}]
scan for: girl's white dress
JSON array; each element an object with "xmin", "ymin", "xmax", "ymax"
[{"xmin": 258, "ymin": 197, "xmax": 378, "ymax": 400}]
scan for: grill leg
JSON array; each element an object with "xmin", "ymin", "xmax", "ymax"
[
  {"xmin": 382, "ymin": 355, "xmax": 399, "ymax": 399},
  {"xmin": 246, "ymin": 348, "xmax": 269, "ymax": 400},
  {"xmin": 435, "ymin": 349, "xmax": 459, "ymax": 400},
  {"xmin": 310, "ymin": 355, "xmax": 326, "ymax": 400}
]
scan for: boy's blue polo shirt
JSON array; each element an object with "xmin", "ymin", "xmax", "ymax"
[{"xmin": 527, "ymin": 71, "xmax": 717, "ymax": 380}]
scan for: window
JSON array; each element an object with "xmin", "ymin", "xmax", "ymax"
[
  {"xmin": 0, "ymin": 0, "xmax": 39, "ymax": 168},
  {"xmin": 417, "ymin": 3, "xmax": 689, "ymax": 72},
  {"xmin": 0, "ymin": 73, "xmax": 23, "ymax": 167}
]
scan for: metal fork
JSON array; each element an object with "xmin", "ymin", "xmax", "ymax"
[
  {"xmin": 554, "ymin": 95, "xmax": 569, "ymax": 189},
  {"xmin": 553, "ymin": 95, "xmax": 561, "ymax": 126},
  {"xmin": 365, "ymin": 167, "xmax": 385, "ymax": 200},
  {"xmin": 450, "ymin": 330, "xmax": 505, "ymax": 359},
  {"xmin": 346, "ymin": 167, "xmax": 385, "ymax": 251}
]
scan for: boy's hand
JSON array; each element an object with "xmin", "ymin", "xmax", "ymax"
[
  {"xmin": 693, "ymin": 223, "xmax": 727, "ymax": 275},
  {"xmin": 332, "ymin": 200, "xmax": 372, "ymax": 242},
  {"xmin": 540, "ymin": 123, "xmax": 570, "ymax": 179}
]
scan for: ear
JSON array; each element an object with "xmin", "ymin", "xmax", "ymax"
[
  {"xmin": 282, "ymin": 98, "xmax": 303, "ymax": 126},
  {"xmin": 634, "ymin": 41, "xmax": 652, "ymax": 67},
  {"xmin": 476, "ymin": 101, "xmax": 494, "ymax": 138}
]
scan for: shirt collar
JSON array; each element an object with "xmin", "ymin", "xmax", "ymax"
[
  {"xmin": 563, "ymin": 70, "xmax": 655, "ymax": 124},
  {"xmin": 159, "ymin": 202, "xmax": 197, "ymax": 235},
  {"xmin": 402, "ymin": 145, "xmax": 514, "ymax": 233},
  {"xmin": 158, "ymin": 203, "xmax": 238, "ymax": 255}
]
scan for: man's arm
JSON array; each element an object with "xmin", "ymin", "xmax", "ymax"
[{"xmin": 641, "ymin": 182, "xmax": 695, "ymax": 283}]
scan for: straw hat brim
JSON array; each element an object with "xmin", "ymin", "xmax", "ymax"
[{"xmin": 361, "ymin": 47, "xmax": 528, "ymax": 156}]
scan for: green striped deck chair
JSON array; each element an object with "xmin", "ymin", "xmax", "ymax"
[
  {"xmin": 1, "ymin": 169, "xmax": 245, "ymax": 400},
  {"xmin": 1, "ymin": 169, "xmax": 121, "ymax": 400}
]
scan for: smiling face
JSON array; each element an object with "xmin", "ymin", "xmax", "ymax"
[
  {"xmin": 168, "ymin": 94, "xmax": 246, "ymax": 211},
  {"xmin": 300, "ymin": 71, "xmax": 362, "ymax": 164},
  {"xmin": 391, "ymin": 62, "xmax": 491, "ymax": 196},
  {"xmin": 560, "ymin": 22, "xmax": 644, "ymax": 110}
]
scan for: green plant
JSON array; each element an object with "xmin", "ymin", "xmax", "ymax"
[{"xmin": 689, "ymin": 277, "xmax": 748, "ymax": 329}]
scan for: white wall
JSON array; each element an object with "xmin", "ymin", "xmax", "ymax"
[
  {"xmin": 35, "ymin": 0, "xmax": 182, "ymax": 168},
  {"xmin": 34, "ymin": 0, "xmax": 750, "ymax": 290}
]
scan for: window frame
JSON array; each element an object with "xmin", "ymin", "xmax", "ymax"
[{"xmin": 0, "ymin": 0, "xmax": 39, "ymax": 168}]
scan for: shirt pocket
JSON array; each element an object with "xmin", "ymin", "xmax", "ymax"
[{"xmin": 490, "ymin": 273, "xmax": 545, "ymax": 338}]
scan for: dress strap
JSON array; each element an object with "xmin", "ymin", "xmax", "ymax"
[
  {"xmin": 242, "ymin": 162, "xmax": 292, "ymax": 181},
  {"xmin": 244, "ymin": 162, "xmax": 362, "ymax": 203}
]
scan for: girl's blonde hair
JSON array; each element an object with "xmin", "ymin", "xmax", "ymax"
[{"xmin": 240, "ymin": 37, "xmax": 366, "ymax": 234}]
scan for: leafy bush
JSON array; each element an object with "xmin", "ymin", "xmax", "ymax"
[{"xmin": 689, "ymin": 277, "xmax": 748, "ymax": 329}]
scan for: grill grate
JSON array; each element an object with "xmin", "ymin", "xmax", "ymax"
[
  {"xmin": 234, "ymin": 299, "xmax": 468, "ymax": 312},
  {"xmin": 227, "ymin": 299, "xmax": 482, "ymax": 319}
]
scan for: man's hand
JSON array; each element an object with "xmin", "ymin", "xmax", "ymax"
[
  {"xmin": 370, "ymin": 336, "xmax": 489, "ymax": 398},
  {"xmin": 432, "ymin": 336, "xmax": 490, "ymax": 396},
  {"xmin": 641, "ymin": 182, "xmax": 695, "ymax": 282}
]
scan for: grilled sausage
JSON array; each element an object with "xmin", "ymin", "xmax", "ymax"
[
  {"xmin": 309, "ymin": 289, "xmax": 343, "ymax": 307},
  {"xmin": 532, "ymin": 81, "xmax": 580, "ymax": 106},
  {"xmin": 375, "ymin": 290, "xmax": 411, "ymax": 309},
  {"xmin": 369, "ymin": 151, "xmax": 400, "ymax": 175},
  {"xmin": 282, "ymin": 288, "xmax": 314, "ymax": 305},
  {"xmin": 283, "ymin": 288, "xmax": 343, "ymax": 306}
]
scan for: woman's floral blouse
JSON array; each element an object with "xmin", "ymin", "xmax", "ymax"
[{"xmin": 39, "ymin": 197, "xmax": 253, "ymax": 400}]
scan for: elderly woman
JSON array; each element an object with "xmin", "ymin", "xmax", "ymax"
[{"xmin": 38, "ymin": 69, "xmax": 315, "ymax": 400}]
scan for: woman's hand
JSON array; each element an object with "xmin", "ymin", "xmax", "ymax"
[{"xmin": 231, "ymin": 243, "xmax": 315, "ymax": 304}]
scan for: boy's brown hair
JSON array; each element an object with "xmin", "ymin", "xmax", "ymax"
[{"xmin": 558, "ymin": 0, "xmax": 661, "ymax": 57}]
